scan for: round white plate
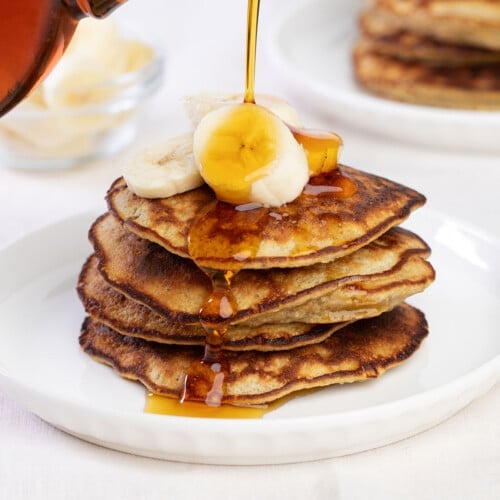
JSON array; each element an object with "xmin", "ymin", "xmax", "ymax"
[
  {"xmin": 0, "ymin": 210, "xmax": 499, "ymax": 465},
  {"xmin": 268, "ymin": 0, "xmax": 500, "ymax": 151}
]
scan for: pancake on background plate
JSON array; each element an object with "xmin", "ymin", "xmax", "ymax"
[
  {"xmin": 353, "ymin": 42, "xmax": 500, "ymax": 109},
  {"xmin": 360, "ymin": 0, "xmax": 500, "ymax": 50},
  {"xmin": 356, "ymin": 31, "xmax": 500, "ymax": 67},
  {"xmin": 354, "ymin": 0, "xmax": 500, "ymax": 109}
]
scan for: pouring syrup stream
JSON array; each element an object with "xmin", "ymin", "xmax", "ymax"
[
  {"xmin": 177, "ymin": 0, "xmax": 263, "ymax": 410},
  {"xmin": 244, "ymin": 0, "xmax": 260, "ymax": 104}
]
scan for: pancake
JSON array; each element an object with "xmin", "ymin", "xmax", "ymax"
[
  {"xmin": 106, "ymin": 164, "xmax": 426, "ymax": 270},
  {"xmin": 361, "ymin": 2, "xmax": 500, "ymax": 50},
  {"xmin": 77, "ymin": 255, "xmax": 349, "ymax": 351},
  {"xmin": 356, "ymin": 33, "xmax": 500, "ymax": 66},
  {"xmin": 353, "ymin": 44, "xmax": 500, "ymax": 109},
  {"xmin": 89, "ymin": 212, "xmax": 435, "ymax": 326},
  {"xmin": 79, "ymin": 303, "xmax": 429, "ymax": 405}
]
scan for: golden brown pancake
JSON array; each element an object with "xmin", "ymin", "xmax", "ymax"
[
  {"xmin": 357, "ymin": 33, "xmax": 500, "ymax": 66},
  {"xmin": 77, "ymin": 255, "xmax": 350, "ymax": 351},
  {"xmin": 89, "ymin": 213, "xmax": 435, "ymax": 326},
  {"xmin": 353, "ymin": 44, "xmax": 500, "ymax": 109},
  {"xmin": 361, "ymin": 2, "xmax": 500, "ymax": 50},
  {"xmin": 79, "ymin": 303, "xmax": 429, "ymax": 405},
  {"xmin": 106, "ymin": 165, "xmax": 426, "ymax": 270}
]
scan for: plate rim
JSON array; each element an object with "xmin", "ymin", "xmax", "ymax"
[{"xmin": 0, "ymin": 345, "xmax": 498, "ymax": 429}]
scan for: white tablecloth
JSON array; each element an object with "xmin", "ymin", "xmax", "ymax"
[{"xmin": 0, "ymin": 1, "xmax": 498, "ymax": 498}]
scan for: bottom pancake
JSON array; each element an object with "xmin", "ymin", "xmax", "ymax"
[{"xmin": 79, "ymin": 303, "xmax": 428, "ymax": 405}]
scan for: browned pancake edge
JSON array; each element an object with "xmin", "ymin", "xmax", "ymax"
[
  {"xmin": 106, "ymin": 164, "xmax": 426, "ymax": 270},
  {"xmin": 79, "ymin": 303, "xmax": 429, "ymax": 405}
]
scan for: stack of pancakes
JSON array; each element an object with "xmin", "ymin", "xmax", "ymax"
[
  {"xmin": 353, "ymin": 0, "xmax": 500, "ymax": 109},
  {"xmin": 78, "ymin": 165, "xmax": 435, "ymax": 406}
]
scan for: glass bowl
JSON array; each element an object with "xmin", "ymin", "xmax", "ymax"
[{"xmin": 0, "ymin": 24, "xmax": 164, "ymax": 170}]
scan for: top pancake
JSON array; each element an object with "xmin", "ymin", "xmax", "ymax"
[
  {"xmin": 361, "ymin": 1, "xmax": 500, "ymax": 50},
  {"xmin": 107, "ymin": 165, "xmax": 425, "ymax": 270}
]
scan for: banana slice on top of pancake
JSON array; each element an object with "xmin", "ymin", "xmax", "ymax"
[
  {"xmin": 193, "ymin": 103, "xmax": 309, "ymax": 206},
  {"xmin": 124, "ymin": 133, "xmax": 204, "ymax": 199}
]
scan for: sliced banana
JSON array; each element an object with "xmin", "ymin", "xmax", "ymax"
[
  {"xmin": 124, "ymin": 133, "xmax": 204, "ymax": 199},
  {"xmin": 291, "ymin": 128, "xmax": 343, "ymax": 176},
  {"xmin": 183, "ymin": 92, "xmax": 302, "ymax": 129},
  {"xmin": 193, "ymin": 103, "xmax": 309, "ymax": 207}
]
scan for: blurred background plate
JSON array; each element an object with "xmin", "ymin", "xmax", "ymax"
[{"xmin": 269, "ymin": 0, "xmax": 500, "ymax": 152}]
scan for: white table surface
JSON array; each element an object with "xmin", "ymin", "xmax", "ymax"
[{"xmin": 0, "ymin": 1, "xmax": 499, "ymax": 499}]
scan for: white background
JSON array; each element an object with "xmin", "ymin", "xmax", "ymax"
[{"xmin": 0, "ymin": 1, "xmax": 499, "ymax": 498}]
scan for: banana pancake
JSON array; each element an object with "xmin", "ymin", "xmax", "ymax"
[
  {"xmin": 79, "ymin": 303, "xmax": 429, "ymax": 405},
  {"xmin": 353, "ymin": 44, "xmax": 500, "ymax": 109},
  {"xmin": 89, "ymin": 213, "xmax": 435, "ymax": 326},
  {"xmin": 78, "ymin": 255, "xmax": 350, "ymax": 351},
  {"xmin": 361, "ymin": 1, "xmax": 500, "ymax": 50},
  {"xmin": 356, "ymin": 33, "xmax": 500, "ymax": 66},
  {"xmin": 106, "ymin": 164, "xmax": 425, "ymax": 270}
]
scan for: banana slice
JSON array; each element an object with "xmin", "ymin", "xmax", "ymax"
[
  {"xmin": 193, "ymin": 103, "xmax": 309, "ymax": 207},
  {"xmin": 291, "ymin": 128, "xmax": 343, "ymax": 176},
  {"xmin": 183, "ymin": 92, "xmax": 302, "ymax": 129},
  {"xmin": 124, "ymin": 133, "xmax": 203, "ymax": 199}
]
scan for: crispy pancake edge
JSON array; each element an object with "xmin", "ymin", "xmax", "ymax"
[
  {"xmin": 89, "ymin": 213, "xmax": 435, "ymax": 325},
  {"xmin": 107, "ymin": 164, "xmax": 426, "ymax": 270},
  {"xmin": 77, "ymin": 254, "xmax": 349, "ymax": 351}
]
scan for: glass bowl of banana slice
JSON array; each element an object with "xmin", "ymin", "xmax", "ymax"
[{"xmin": 0, "ymin": 18, "xmax": 164, "ymax": 170}]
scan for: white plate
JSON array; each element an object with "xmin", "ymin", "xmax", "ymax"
[
  {"xmin": 268, "ymin": 0, "xmax": 500, "ymax": 151},
  {"xmin": 0, "ymin": 210, "xmax": 499, "ymax": 465}
]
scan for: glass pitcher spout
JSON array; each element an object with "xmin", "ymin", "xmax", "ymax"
[{"xmin": 64, "ymin": 0, "xmax": 127, "ymax": 19}]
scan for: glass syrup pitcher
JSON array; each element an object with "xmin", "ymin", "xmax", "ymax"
[{"xmin": 0, "ymin": 0, "xmax": 127, "ymax": 117}]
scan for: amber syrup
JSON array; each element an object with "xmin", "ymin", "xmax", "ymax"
[{"xmin": 153, "ymin": 0, "xmax": 355, "ymax": 418}]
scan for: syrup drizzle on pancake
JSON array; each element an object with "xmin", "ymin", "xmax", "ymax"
[
  {"xmin": 180, "ymin": 0, "xmax": 263, "ymax": 407},
  {"xmin": 177, "ymin": 0, "xmax": 355, "ymax": 409}
]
